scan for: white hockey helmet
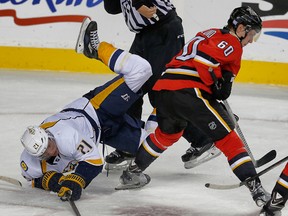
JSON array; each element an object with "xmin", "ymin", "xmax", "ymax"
[{"xmin": 20, "ymin": 126, "xmax": 49, "ymax": 157}]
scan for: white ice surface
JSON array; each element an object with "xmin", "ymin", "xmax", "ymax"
[{"xmin": 0, "ymin": 70, "xmax": 287, "ymax": 216}]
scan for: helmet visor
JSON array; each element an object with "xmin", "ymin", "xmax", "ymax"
[
  {"xmin": 245, "ymin": 27, "xmax": 261, "ymax": 42},
  {"xmin": 253, "ymin": 31, "xmax": 261, "ymax": 42},
  {"xmin": 38, "ymin": 134, "xmax": 57, "ymax": 160},
  {"xmin": 38, "ymin": 138, "xmax": 52, "ymax": 160}
]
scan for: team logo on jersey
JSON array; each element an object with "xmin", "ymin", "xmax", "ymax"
[
  {"xmin": 121, "ymin": 93, "xmax": 130, "ymax": 102},
  {"xmin": 208, "ymin": 121, "xmax": 217, "ymax": 130},
  {"xmin": 63, "ymin": 160, "xmax": 78, "ymax": 173},
  {"xmin": 21, "ymin": 161, "xmax": 28, "ymax": 171}
]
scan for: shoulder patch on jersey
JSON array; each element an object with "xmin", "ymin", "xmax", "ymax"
[
  {"xmin": 21, "ymin": 161, "xmax": 28, "ymax": 171},
  {"xmin": 63, "ymin": 160, "xmax": 78, "ymax": 173}
]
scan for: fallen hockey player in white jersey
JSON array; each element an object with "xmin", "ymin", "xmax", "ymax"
[{"xmin": 19, "ymin": 17, "xmax": 152, "ymax": 201}]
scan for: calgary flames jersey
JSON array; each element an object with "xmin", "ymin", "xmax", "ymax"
[{"xmin": 153, "ymin": 28, "xmax": 243, "ymax": 94}]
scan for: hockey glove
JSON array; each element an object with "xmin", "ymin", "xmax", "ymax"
[
  {"xmin": 58, "ymin": 173, "xmax": 86, "ymax": 201},
  {"xmin": 33, "ymin": 171, "xmax": 64, "ymax": 192},
  {"xmin": 211, "ymin": 70, "xmax": 234, "ymax": 100}
]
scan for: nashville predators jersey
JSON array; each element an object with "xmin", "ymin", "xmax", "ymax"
[{"xmin": 20, "ymin": 97, "xmax": 103, "ymax": 182}]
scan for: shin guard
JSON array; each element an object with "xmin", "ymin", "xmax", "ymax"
[
  {"xmin": 274, "ymin": 163, "xmax": 288, "ymax": 202},
  {"xmin": 98, "ymin": 42, "xmax": 119, "ymax": 67},
  {"xmin": 215, "ymin": 131, "xmax": 257, "ymax": 181},
  {"xmin": 135, "ymin": 127, "xmax": 183, "ymax": 171}
]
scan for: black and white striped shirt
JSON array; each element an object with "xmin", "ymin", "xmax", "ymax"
[{"xmin": 120, "ymin": 0, "xmax": 175, "ymax": 33}]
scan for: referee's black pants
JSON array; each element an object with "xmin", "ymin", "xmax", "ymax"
[{"xmin": 127, "ymin": 12, "xmax": 184, "ymax": 119}]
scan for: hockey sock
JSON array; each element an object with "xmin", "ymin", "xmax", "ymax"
[
  {"xmin": 98, "ymin": 42, "xmax": 152, "ymax": 93},
  {"xmin": 135, "ymin": 127, "xmax": 183, "ymax": 171},
  {"xmin": 273, "ymin": 163, "xmax": 288, "ymax": 203},
  {"xmin": 98, "ymin": 42, "xmax": 124, "ymax": 71},
  {"xmin": 215, "ymin": 130, "xmax": 257, "ymax": 181}
]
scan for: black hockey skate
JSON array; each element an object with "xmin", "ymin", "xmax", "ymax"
[
  {"xmin": 115, "ymin": 161, "xmax": 151, "ymax": 190},
  {"xmin": 105, "ymin": 150, "xmax": 135, "ymax": 170},
  {"xmin": 247, "ymin": 178, "xmax": 271, "ymax": 207},
  {"xmin": 75, "ymin": 17, "xmax": 99, "ymax": 59},
  {"xmin": 182, "ymin": 143, "xmax": 221, "ymax": 169},
  {"xmin": 260, "ymin": 191, "xmax": 284, "ymax": 216}
]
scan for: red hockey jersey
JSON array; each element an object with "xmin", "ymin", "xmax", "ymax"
[{"xmin": 153, "ymin": 28, "xmax": 243, "ymax": 94}]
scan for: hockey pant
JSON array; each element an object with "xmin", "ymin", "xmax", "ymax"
[
  {"xmin": 137, "ymin": 88, "xmax": 257, "ymax": 181},
  {"xmin": 145, "ymin": 108, "xmax": 213, "ymax": 147},
  {"xmin": 83, "ymin": 42, "xmax": 152, "ymax": 153}
]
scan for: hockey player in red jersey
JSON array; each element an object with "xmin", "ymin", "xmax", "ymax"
[
  {"xmin": 260, "ymin": 163, "xmax": 288, "ymax": 215},
  {"xmin": 116, "ymin": 6, "xmax": 270, "ymax": 207}
]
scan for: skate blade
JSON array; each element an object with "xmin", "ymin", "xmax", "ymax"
[
  {"xmin": 115, "ymin": 183, "xmax": 141, "ymax": 190},
  {"xmin": 184, "ymin": 150, "xmax": 221, "ymax": 169},
  {"xmin": 115, "ymin": 182, "xmax": 148, "ymax": 190},
  {"xmin": 75, "ymin": 17, "xmax": 91, "ymax": 53},
  {"xmin": 104, "ymin": 160, "xmax": 132, "ymax": 171}
]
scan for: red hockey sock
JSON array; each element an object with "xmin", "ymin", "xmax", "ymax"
[
  {"xmin": 215, "ymin": 130, "xmax": 246, "ymax": 160},
  {"xmin": 152, "ymin": 127, "xmax": 183, "ymax": 150}
]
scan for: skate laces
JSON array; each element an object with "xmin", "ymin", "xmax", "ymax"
[
  {"xmin": 247, "ymin": 179, "xmax": 261, "ymax": 193},
  {"xmin": 90, "ymin": 30, "xmax": 99, "ymax": 50},
  {"xmin": 186, "ymin": 147, "xmax": 198, "ymax": 154},
  {"xmin": 247, "ymin": 179, "xmax": 270, "ymax": 206},
  {"xmin": 111, "ymin": 151, "xmax": 122, "ymax": 158},
  {"xmin": 128, "ymin": 161, "xmax": 142, "ymax": 173}
]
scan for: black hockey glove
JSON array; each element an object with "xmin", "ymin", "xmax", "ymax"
[
  {"xmin": 33, "ymin": 171, "xmax": 64, "ymax": 192},
  {"xmin": 58, "ymin": 173, "xmax": 86, "ymax": 201},
  {"xmin": 211, "ymin": 70, "xmax": 234, "ymax": 100}
]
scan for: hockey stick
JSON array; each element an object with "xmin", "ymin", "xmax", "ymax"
[
  {"xmin": 68, "ymin": 199, "xmax": 81, "ymax": 216},
  {"xmin": 0, "ymin": 176, "xmax": 22, "ymax": 187},
  {"xmin": 63, "ymin": 191, "xmax": 82, "ymax": 216},
  {"xmin": 254, "ymin": 150, "xmax": 276, "ymax": 168},
  {"xmin": 208, "ymin": 67, "xmax": 276, "ymax": 168},
  {"xmin": 222, "ymin": 100, "xmax": 276, "ymax": 168},
  {"xmin": 205, "ymin": 155, "xmax": 288, "ymax": 190}
]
